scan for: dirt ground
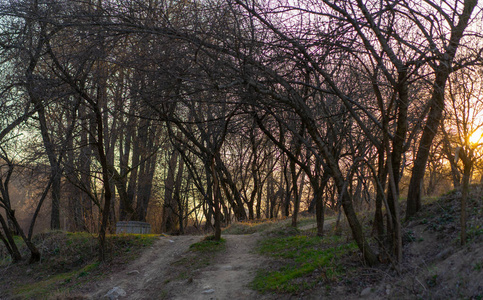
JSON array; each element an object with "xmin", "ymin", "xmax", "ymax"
[
  {"xmin": 83, "ymin": 234, "xmax": 267, "ymax": 300},
  {"xmin": 167, "ymin": 234, "xmax": 265, "ymax": 300},
  {"xmin": 81, "ymin": 212, "xmax": 483, "ymax": 300},
  {"xmin": 80, "ymin": 219, "xmax": 344, "ymax": 300},
  {"xmin": 2, "ymin": 198, "xmax": 480, "ymax": 300}
]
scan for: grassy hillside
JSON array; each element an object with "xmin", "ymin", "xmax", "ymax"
[
  {"xmin": 0, "ymin": 232, "xmax": 159, "ymax": 299},
  {"xmin": 249, "ymin": 186, "xmax": 483, "ymax": 299}
]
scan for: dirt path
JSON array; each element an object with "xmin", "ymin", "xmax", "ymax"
[
  {"xmin": 86, "ymin": 220, "xmax": 331, "ymax": 299},
  {"xmin": 298, "ymin": 217, "xmax": 337, "ymax": 231},
  {"xmin": 86, "ymin": 233, "xmax": 265, "ymax": 299},
  {"xmin": 169, "ymin": 233, "xmax": 264, "ymax": 300},
  {"xmin": 87, "ymin": 235, "xmax": 203, "ymax": 299}
]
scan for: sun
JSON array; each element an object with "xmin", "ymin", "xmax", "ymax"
[{"xmin": 469, "ymin": 128, "xmax": 483, "ymax": 146}]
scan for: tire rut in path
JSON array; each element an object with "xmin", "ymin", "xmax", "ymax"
[
  {"xmin": 170, "ymin": 233, "xmax": 265, "ymax": 300},
  {"xmin": 88, "ymin": 235, "xmax": 202, "ymax": 299}
]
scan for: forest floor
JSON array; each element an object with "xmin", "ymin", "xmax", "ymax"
[
  {"xmin": 1, "ymin": 187, "xmax": 482, "ymax": 299},
  {"xmin": 81, "ymin": 233, "xmax": 266, "ymax": 299}
]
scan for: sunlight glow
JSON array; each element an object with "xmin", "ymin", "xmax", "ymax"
[{"xmin": 469, "ymin": 128, "xmax": 483, "ymax": 146}]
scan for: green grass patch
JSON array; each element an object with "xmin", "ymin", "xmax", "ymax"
[
  {"xmin": 108, "ymin": 233, "xmax": 158, "ymax": 258},
  {"xmin": 252, "ymin": 234, "xmax": 356, "ymax": 294},
  {"xmin": 167, "ymin": 236, "xmax": 227, "ymax": 284},
  {"xmin": 189, "ymin": 236, "xmax": 226, "ymax": 252},
  {"xmin": 14, "ymin": 270, "xmax": 76, "ymax": 298},
  {"xmin": 13, "ymin": 261, "xmax": 101, "ymax": 298}
]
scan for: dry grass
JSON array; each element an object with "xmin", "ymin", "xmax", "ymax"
[{"xmin": 0, "ymin": 231, "xmax": 159, "ymax": 299}]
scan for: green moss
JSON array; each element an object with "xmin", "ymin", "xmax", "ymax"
[
  {"xmin": 13, "ymin": 262, "xmax": 101, "ymax": 298},
  {"xmin": 252, "ymin": 235, "xmax": 357, "ymax": 293}
]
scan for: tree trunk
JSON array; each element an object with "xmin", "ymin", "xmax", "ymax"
[
  {"xmin": 81, "ymin": 114, "xmax": 94, "ymax": 231},
  {"xmin": 291, "ymin": 160, "xmax": 300, "ymax": 227},
  {"xmin": 214, "ymin": 154, "xmax": 247, "ymax": 220},
  {"xmin": 373, "ymin": 146, "xmax": 386, "ymax": 241},
  {"xmin": 0, "ymin": 214, "xmax": 22, "ymax": 262},
  {"xmin": 162, "ymin": 150, "xmax": 180, "ymax": 233},
  {"xmin": 137, "ymin": 153, "xmax": 157, "ymax": 221},
  {"xmin": 97, "ymin": 111, "xmax": 113, "ymax": 262},
  {"xmin": 461, "ymin": 160, "xmax": 471, "ymax": 245},
  {"xmin": 174, "ymin": 153, "xmax": 185, "ymax": 233},
  {"xmin": 211, "ymin": 158, "xmax": 222, "ymax": 241},
  {"xmin": 407, "ymin": 0, "xmax": 477, "ymax": 219},
  {"xmin": 341, "ymin": 187, "xmax": 378, "ymax": 266},
  {"xmin": 406, "ymin": 72, "xmax": 449, "ymax": 218},
  {"xmin": 35, "ymin": 105, "xmax": 62, "ymax": 230},
  {"xmin": 314, "ymin": 165, "xmax": 330, "ymax": 237},
  {"xmin": 265, "ymin": 156, "xmax": 274, "ymax": 219},
  {"xmin": 6, "ymin": 209, "xmax": 40, "ymax": 263}
]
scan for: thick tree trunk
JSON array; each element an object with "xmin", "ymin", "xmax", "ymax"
[
  {"xmin": 314, "ymin": 185, "xmax": 325, "ymax": 237},
  {"xmin": 118, "ymin": 110, "xmax": 134, "ymax": 221},
  {"xmin": 407, "ymin": 0, "xmax": 477, "ymax": 219},
  {"xmin": 174, "ymin": 154, "xmax": 185, "ymax": 233},
  {"xmin": 340, "ymin": 187, "xmax": 378, "ymax": 266},
  {"xmin": 111, "ymin": 167, "xmax": 137, "ymax": 221},
  {"xmin": 162, "ymin": 150, "xmax": 180, "ymax": 233},
  {"xmin": 137, "ymin": 153, "xmax": 157, "ymax": 221},
  {"xmin": 96, "ymin": 111, "xmax": 113, "ymax": 262},
  {"xmin": 373, "ymin": 146, "xmax": 386, "ymax": 241},
  {"xmin": 125, "ymin": 119, "xmax": 144, "ymax": 221},
  {"xmin": 406, "ymin": 73, "xmax": 449, "ymax": 219},
  {"xmin": 0, "ymin": 214, "xmax": 22, "ymax": 262}
]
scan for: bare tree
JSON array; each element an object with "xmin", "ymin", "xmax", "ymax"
[
  {"xmin": 443, "ymin": 68, "xmax": 483, "ymax": 245},
  {"xmin": 406, "ymin": 0, "xmax": 480, "ymax": 218}
]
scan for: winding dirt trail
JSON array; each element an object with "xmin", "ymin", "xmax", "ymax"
[
  {"xmin": 87, "ymin": 233, "xmax": 266, "ymax": 299},
  {"xmin": 86, "ymin": 220, "xmax": 335, "ymax": 299},
  {"xmin": 170, "ymin": 233, "xmax": 264, "ymax": 300},
  {"xmin": 87, "ymin": 235, "xmax": 202, "ymax": 299}
]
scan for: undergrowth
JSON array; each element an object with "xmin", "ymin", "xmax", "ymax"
[
  {"xmin": 252, "ymin": 233, "xmax": 357, "ymax": 294},
  {"xmin": 1, "ymin": 231, "xmax": 159, "ymax": 299},
  {"xmin": 222, "ymin": 216, "xmax": 317, "ymax": 235}
]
